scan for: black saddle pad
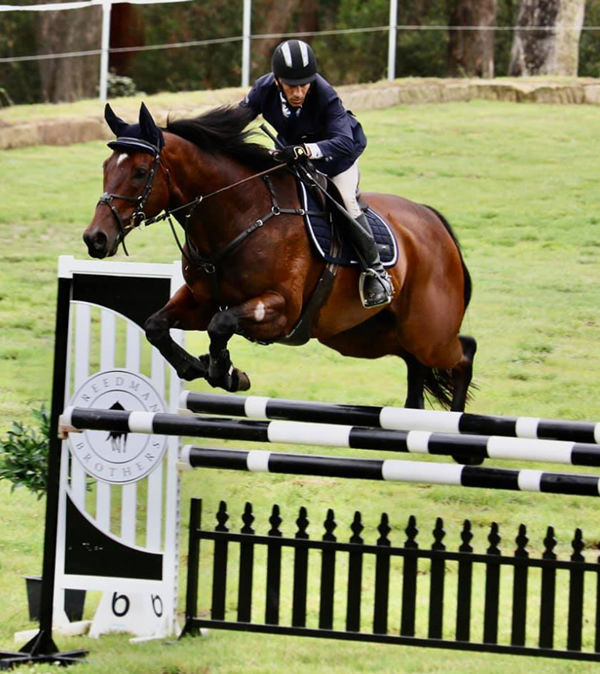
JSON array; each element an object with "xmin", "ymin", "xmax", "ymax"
[{"xmin": 298, "ymin": 181, "xmax": 398, "ymax": 268}]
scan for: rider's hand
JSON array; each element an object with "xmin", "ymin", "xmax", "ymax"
[{"xmin": 271, "ymin": 144, "xmax": 309, "ymax": 165}]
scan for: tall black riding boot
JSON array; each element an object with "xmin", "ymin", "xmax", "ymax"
[{"xmin": 346, "ymin": 213, "xmax": 393, "ymax": 308}]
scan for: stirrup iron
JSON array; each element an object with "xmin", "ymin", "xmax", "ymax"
[{"xmin": 358, "ymin": 268, "xmax": 393, "ymax": 308}]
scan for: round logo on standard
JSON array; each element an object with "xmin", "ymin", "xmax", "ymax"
[{"xmin": 67, "ymin": 369, "xmax": 168, "ymax": 484}]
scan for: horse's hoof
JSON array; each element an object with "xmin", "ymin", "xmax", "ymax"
[
  {"xmin": 234, "ymin": 370, "xmax": 251, "ymax": 391},
  {"xmin": 203, "ymin": 365, "xmax": 251, "ymax": 392},
  {"xmin": 220, "ymin": 368, "xmax": 251, "ymax": 392},
  {"xmin": 451, "ymin": 453, "xmax": 485, "ymax": 466}
]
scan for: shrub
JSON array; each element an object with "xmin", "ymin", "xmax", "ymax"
[
  {"xmin": 0, "ymin": 406, "xmax": 50, "ymax": 499},
  {"xmin": 106, "ymin": 72, "xmax": 143, "ymax": 99}
]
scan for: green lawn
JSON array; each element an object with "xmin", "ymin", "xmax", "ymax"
[{"xmin": 2, "ymin": 98, "xmax": 600, "ymax": 672}]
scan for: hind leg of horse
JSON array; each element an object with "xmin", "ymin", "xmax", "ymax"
[
  {"xmin": 449, "ymin": 334, "xmax": 481, "ymax": 465},
  {"xmin": 450, "ymin": 334, "xmax": 477, "ymax": 412},
  {"xmin": 403, "ymin": 354, "xmax": 426, "ymax": 409},
  {"xmin": 144, "ymin": 285, "xmax": 212, "ymax": 381}
]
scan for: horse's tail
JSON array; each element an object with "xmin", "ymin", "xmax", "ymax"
[
  {"xmin": 423, "ymin": 205, "xmax": 472, "ymax": 308},
  {"xmin": 423, "ymin": 368, "xmax": 454, "ymax": 409},
  {"xmin": 423, "ymin": 366, "xmax": 476, "ymax": 409}
]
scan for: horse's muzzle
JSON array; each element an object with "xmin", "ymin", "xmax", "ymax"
[{"xmin": 83, "ymin": 229, "xmax": 110, "ymax": 258}]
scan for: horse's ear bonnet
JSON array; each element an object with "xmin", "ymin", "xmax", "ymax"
[{"xmin": 105, "ymin": 102, "xmax": 165, "ymax": 155}]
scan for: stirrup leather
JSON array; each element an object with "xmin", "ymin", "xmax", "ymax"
[{"xmin": 358, "ymin": 268, "xmax": 393, "ymax": 308}]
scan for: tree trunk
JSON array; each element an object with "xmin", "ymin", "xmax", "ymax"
[
  {"xmin": 35, "ymin": 2, "xmax": 102, "ymax": 102},
  {"xmin": 509, "ymin": 0, "xmax": 585, "ymax": 75},
  {"xmin": 448, "ymin": 0, "xmax": 497, "ymax": 78},
  {"xmin": 110, "ymin": 5, "xmax": 144, "ymax": 76},
  {"xmin": 253, "ymin": 0, "xmax": 319, "ymax": 77}
]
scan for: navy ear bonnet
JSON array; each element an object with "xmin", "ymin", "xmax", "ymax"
[{"xmin": 105, "ymin": 102, "xmax": 165, "ymax": 155}]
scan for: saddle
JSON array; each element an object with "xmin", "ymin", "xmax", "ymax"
[
  {"xmin": 278, "ymin": 173, "xmax": 398, "ymax": 347},
  {"xmin": 296, "ymin": 177, "xmax": 398, "ymax": 268}
]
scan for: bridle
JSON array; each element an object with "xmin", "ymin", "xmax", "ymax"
[{"xmin": 96, "ymin": 139, "xmax": 164, "ymax": 256}]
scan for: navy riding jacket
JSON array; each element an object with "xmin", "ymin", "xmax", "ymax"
[{"xmin": 241, "ymin": 73, "xmax": 367, "ymax": 177}]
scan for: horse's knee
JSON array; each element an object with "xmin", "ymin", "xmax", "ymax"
[{"xmin": 144, "ymin": 311, "xmax": 169, "ymax": 347}]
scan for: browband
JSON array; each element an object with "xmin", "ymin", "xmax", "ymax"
[{"xmin": 107, "ymin": 136, "xmax": 160, "ymax": 155}]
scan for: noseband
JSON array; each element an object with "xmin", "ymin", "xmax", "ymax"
[{"xmin": 97, "ymin": 141, "xmax": 163, "ymax": 256}]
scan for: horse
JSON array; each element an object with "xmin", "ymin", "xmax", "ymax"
[{"xmin": 83, "ymin": 102, "xmax": 477, "ymax": 413}]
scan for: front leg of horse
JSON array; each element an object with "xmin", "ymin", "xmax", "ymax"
[{"xmin": 144, "ymin": 286, "xmax": 210, "ymax": 382}]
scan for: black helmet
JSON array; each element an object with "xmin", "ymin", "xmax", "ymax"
[{"xmin": 271, "ymin": 39, "xmax": 317, "ymax": 86}]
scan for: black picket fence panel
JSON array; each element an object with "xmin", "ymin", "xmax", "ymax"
[{"xmin": 182, "ymin": 498, "xmax": 600, "ymax": 661}]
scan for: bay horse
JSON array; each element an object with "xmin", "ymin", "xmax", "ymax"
[{"xmin": 84, "ymin": 103, "xmax": 477, "ymax": 412}]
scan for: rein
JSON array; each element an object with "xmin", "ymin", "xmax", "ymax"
[{"xmin": 144, "ymin": 162, "xmax": 287, "ymax": 227}]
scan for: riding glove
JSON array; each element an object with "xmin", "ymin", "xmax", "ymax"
[{"xmin": 271, "ymin": 144, "xmax": 309, "ymax": 164}]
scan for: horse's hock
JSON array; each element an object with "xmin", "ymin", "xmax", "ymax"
[{"xmin": 3, "ymin": 77, "xmax": 600, "ymax": 150}]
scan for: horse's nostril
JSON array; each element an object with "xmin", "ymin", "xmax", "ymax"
[{"xmin": 83, "ymin": 230, "xmax": 108, "ymax": 257}]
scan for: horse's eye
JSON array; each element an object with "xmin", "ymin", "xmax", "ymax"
[{"xmin": 134, "ymin": 167, "xmax": 148, "ymax": 180}]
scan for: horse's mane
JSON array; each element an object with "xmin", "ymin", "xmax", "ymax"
[{"xmin": 165, "ymin": 105, "xmax": 278, "ymax": 171}]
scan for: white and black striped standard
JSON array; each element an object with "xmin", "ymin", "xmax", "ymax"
[
  {"xmin": 61, "ymin": 406, "xmax": 600, "ymax": 467},
  {"xmin": 180, "ymin": 446, "xmax": 600, "ymax": 497},
  {"xmin": 181, "ymin": 391, "xmax": 600, "ymax": 445}
]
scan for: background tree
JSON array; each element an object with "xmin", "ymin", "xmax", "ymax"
[
  {"xmin": 34, "ymin": 1, "xmax": 101, "ymax": 102},
  {"xmin": 494, "ymin": 0, "xmax": 519, "ymax": 74},
  {"xmin": 509, "ymin": 0, "xmax": 585, "ymax": 75},
  {"xmin": 318, "ymin": 0, "xmax": 450, "ymax": 84},
  {"xmin": 110, "ymin": 4, "xmax": 145, "ymax": 76},
  {"xmin": 317, "ymin": 0, "xmax": 388, "ymax": 83},
  {"xmin": 252, "ymin": 0, "xmax": 320, "ymax": 76},
  {"xmin": 125, "ymin": 1, "xmax": 242, "ymax": 93},
  {"xmin": 448, "ymin": 0, "xmax": 498, "ymax": 77},
  {"xmin": 579, "ymin": 0, "xmax": 600, "ymax": 77},
  {"xmin": 0, "ymin": 0, "xmax": 597, "ymax": 106},
  {"xmin": 0, "ymin": 12, "xmax": 40, "ymax": 105}
]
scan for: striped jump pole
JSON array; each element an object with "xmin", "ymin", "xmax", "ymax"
[
  {"xmin": 60, "ymin": 406, "xmax": 600, "ymax": 467},
  {"xmin": 181, "ymin": 391, "xmax": 600, "ymax": 445},
  {"xmin": 180, "ymin": 445, "xmax": 600, "ymax": 497}
]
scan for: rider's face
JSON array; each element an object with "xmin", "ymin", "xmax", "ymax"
[{"xmin": 278, "ymin": 80, "xmax": 311, "ymax": 108}]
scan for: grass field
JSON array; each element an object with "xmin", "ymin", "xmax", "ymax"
[{"xmin": 2, "ymin": 96, "xmax": 600, "ymax": 672}]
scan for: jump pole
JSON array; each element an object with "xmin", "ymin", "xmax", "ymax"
[
  {"xmin": 181, "ymin": 391, "xmax": 600, "ymax": 445},
  {"xmin": 61, "ymin": 406, "xmax": 600, "ymax": 467},
  {"xmin": 181, "ymin": 446, "xmax": 600, "ymax": 497}
]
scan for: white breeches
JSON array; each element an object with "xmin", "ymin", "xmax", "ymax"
[{"xmin": 330, "ymin": 161, "xmax": 362, "ymax": 220}]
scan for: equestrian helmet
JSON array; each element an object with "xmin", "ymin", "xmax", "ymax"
[{"xmin": 271, "ymin": 39, "xmax": 317, "ymax": 85}]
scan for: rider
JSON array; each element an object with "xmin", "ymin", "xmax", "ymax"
[{"xmin": 240, "ymin": 39, "xmax": 393, "ymax": 308}]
